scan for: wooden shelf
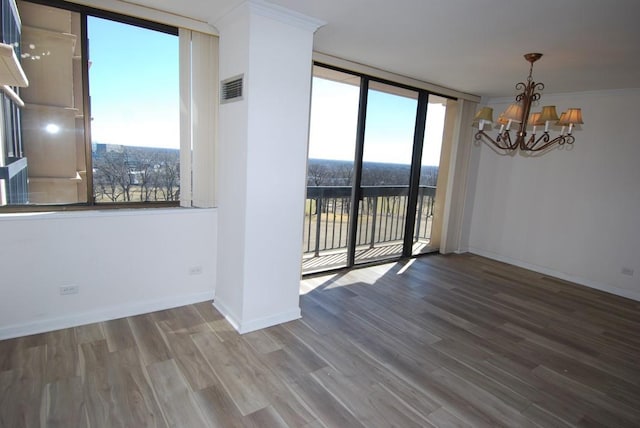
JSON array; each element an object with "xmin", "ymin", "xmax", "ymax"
[{"xmin": 0, "ymin": 42, "xmax": 28, "ymax": 87}]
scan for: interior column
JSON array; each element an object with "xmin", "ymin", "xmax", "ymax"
[{"xmin": 214, "ymin": 1, "xmax": 324, "ymax": 333}]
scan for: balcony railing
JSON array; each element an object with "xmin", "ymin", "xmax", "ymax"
[{"xmin": 303, "ymin": 185, "xmax": 436, "ymax": 257}]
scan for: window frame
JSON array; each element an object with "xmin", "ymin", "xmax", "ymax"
[{"xmin": 1, "ymin": 0, "xmax": 181, "ymax": 212}]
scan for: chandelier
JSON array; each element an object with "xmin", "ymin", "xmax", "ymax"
[{"xmin": 472, "ymin": 53, "xmax": 583, "ymax": 152}]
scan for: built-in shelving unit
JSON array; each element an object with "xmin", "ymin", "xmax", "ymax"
[{"xmin": 17, "ymin": 0, "xmax": 86, "ymax": 203}]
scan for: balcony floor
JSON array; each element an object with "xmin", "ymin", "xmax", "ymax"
[{"xmin": 302, "ymin": 240, "xmax": 431, "ymax": 274}]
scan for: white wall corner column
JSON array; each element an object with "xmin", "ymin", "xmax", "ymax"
[{"xmin": 213, "ymin": 1, "xmax": 324, "ymax": 333}]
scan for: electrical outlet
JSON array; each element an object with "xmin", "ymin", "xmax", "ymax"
[
  {"xmin": 621, "ymin": 267, "xmax": 634, "ymax": 277},
  {"xmin": 189, "ymin": 266, "xmax": 203, "ymax": 275},
  {"xmin": 60, "ymin": 285, "xmax": 79, "ymax": 295}
]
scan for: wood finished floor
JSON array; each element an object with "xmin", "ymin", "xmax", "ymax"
[{"xmin": 1, "ymin": 253, "xmax": 640, "ymax": 427}]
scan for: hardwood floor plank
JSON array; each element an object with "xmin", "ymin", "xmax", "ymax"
[
  {"xmin": 191, "ymin": 332, "xmax": 271, "ymax": 415},
  {"xmin": 155, "ymin": 305, "xmax": 209, "ymax": 334},
  {"xmin": 532, "ymin": 365, "xmax": 640, "ymax": 426},
  {"xmin": 261, "ymin": 326, "xmax": 328, "ymax": 383},
  {"xmin": 300, "ymin": 419, "xmax": 325, "ymax": 428},
  {"xmin": 485, "ymin": 355, "xmax": 587, "ymax": 426},
  {"xmin": 285, "ymin": 320, "xmax": 442, "ymax": 418},
  {"xmin": 242, "ymin": 329, "xmax": 282, "ymax": 355},
  {"xmin": 146, "ymin": 359, "xmax": 211, "ymax": 428},
  {"xmin": 74, "ymin": 323, "xmax": 105, "ymax": 345},
  {"xmin": 242, "ymin": 405, "xmax": 289, "ymax": 428},
  {"xmin": 348, "ymin": 294, "xmax": 442, "ymax": 345},
  {"xmin": 194, "ymin": 383, "xmax": 245, "ymax": 428},
  {"xmin": 6, "ymin": 343, "xmax": 46, "ymax": 380},
  {"xmin": 521, "ymin": 403, "xmax": 576, "ymax": 428},
  {"xmin": 79, "ymin": 340, "xmax": 109, "ymax": 373},
  {"xmin": 432, "ymin": 352, "xmax": 532, "ymax": 413},
  {"xmin": 501, "ymin": 321, "xmax": 640, "ymax": 386},
  {"xmin": 160, "ymin": 329, "xmax": 219, "ymax": 391},
  {"xmin": 83, "ymin": 347, "xmax": 168, "ymax": 428},
  {"xmin": 427, "ymin": 407, "xmax": 473, "ymax": 428},
  {"xmin": 127, "ymin": 313, "xmax": 172, "ymax": 366},
  {"xmin": 41, "ymin": 376, "xmax": 86, "ymax": 428},
  {"xmin": 289, "ymin": 372, "xmax": 366, "ymax": 428},
  {"xmin": 193, "ymin": 301, "xmax": 225, "ymax": 323},
  {"xmin": 0, "ymin": 338, "xmax": 15, "ymax": 371},
  {"xmin": 0, "ymin": 369, "xmax": 43, "ymax": 428},
  {"xmin": 429, "ymin": 367, "xmax": 538, "ymax": 427},
  {"xmin": 311, "ymin": 367, "xmax": 433, "ymax": 428},
  {"xmin": 44, "ymin": 329, "xmax": 78, "ymax": 383},
  {"xmin": 103, "ymin": 317, "xmax": 136, "ymax": 352}
]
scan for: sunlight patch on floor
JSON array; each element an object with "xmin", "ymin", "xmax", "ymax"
[{"xmin": 397, "ymin": 258, "xmax": 416, "ymax": 274}]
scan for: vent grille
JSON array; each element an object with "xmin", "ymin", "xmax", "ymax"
[{"xmin": 221, "ymin": 75, "xmax": 244, "ymax": 103}]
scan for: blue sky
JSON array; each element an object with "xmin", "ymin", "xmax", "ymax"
[
  {"xmin": 308, "ymin": 77, "xmax": 446, "ymax": 166},
  {"xmin": 88, "ymin": 16, "xmax": 179, "ymax": 149}
]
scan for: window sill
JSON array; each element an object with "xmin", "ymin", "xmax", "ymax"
[
  {"xmin": 0, "ymin": 200, "xmax": 178, "ymax": 213},
  {"xmin": 0, "ymin": 204, "xmax": 216, "ymax": 222}
]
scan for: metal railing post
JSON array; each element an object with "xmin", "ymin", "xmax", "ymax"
[
  {"xmin": 369, "ymin": 197, "xmax": 377, "ymax": 248},
  {"xmin": 314, "ymin": 197, "xmax": 322, "ymax": 257},
  {"xmin": 415, "ymin": 187, "xmax": 424, "ymax": 240}
]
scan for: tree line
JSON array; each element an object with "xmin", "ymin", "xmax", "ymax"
[
  {"xmin": 307, "ymin": 158, "xmax": 439, "ymax": 187},
  {"xmin": 92, "ymin": 145, "xmax": 179, "ymax": 202}
]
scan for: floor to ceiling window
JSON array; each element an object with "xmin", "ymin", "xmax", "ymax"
[{"xmin": 303, "ymin": 64, "xmax": 454, "ymax": 274}]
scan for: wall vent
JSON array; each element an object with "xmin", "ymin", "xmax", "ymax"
[{"xmin": 221, "ymin": 74, "xmax": 244, "ymax": 103}]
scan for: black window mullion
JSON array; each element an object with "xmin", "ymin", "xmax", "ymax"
[
  {"xmin": 80, "ymin": 12, "xmax": 95, "ymax": 205},
  {"xmin": 347, "ymin": 77, "xmax": 369, "ymax": 267},
  {"xmin": 403, "ymin": 91, "xmax": 429, "ymax": 257}
]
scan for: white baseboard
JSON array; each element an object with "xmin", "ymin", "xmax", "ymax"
[
  {"xmin": 468, "ymin": 247, "xmax": 640, "ymax": 302},
  {"xmin": 212, "ymin": 298, "xmax": 242, "ymax": 331},
  {"xmin": 213, "ymin": 299, "xmax": 301, "ymax": 334},
  {"xmin": 237, "ymin": 308, "xmax": 301, "ymax": 334},
  {"xmin": 0, "ymin": 291, "xmax": 215, "ymax": 340}
]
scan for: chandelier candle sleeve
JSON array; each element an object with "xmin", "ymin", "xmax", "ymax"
[
  {"xmin": 538, "ymin": 105, "xmax": 559, "ymax": 132},
  {"xmin": 563, "ymin": 108, "xmax": 584, "ymax": 134},
  {"xmin": 474, "ymin": 107, "xmax": 493, "ymax": 131},
  {"xmin": 472, "ymin": 53, "xmax": 584, "ymax": 152},
  {"xmin": 529, "ymin": 112, "xmax": 541, "ymax": 134}
]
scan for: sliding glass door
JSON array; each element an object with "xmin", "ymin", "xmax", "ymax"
[{"xmin": 302, "ymin": 64, "xmax": 452, "ymax": 274}]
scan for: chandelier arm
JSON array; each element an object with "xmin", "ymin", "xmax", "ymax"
[
  {"xmin": 512, "ymin": 132, "xmax": 524, "ymax": 150},
  {"xmin": 497, "ymin": 129, "xmax": 514, "ymax": 145},
  {"xmin": 499, "ymin": 129, "xmax": 519, "ymax": 150},
  {"xmin": 475, "ymin": 130, "xmax": 512, "ymax": 150},
  {"xmin": 524, "ymin": 132, "xmax": 551, "ymax": 150},
  {"xmin": 525, "ymin": 134, "xmax": 567, "ymax": 152}
]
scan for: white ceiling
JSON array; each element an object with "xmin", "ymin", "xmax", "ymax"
[{"xmin": 131, "ymin": 0, "xmax": 640, "ymax": 98}]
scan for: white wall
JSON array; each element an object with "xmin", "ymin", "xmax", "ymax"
[
  {"xmin": 465, "ymin": 88, "xmax": 640, "ymax": 301},
  {"xmin": 0, "ymin": 208, "xmax": 217, "ymax": 339}
]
